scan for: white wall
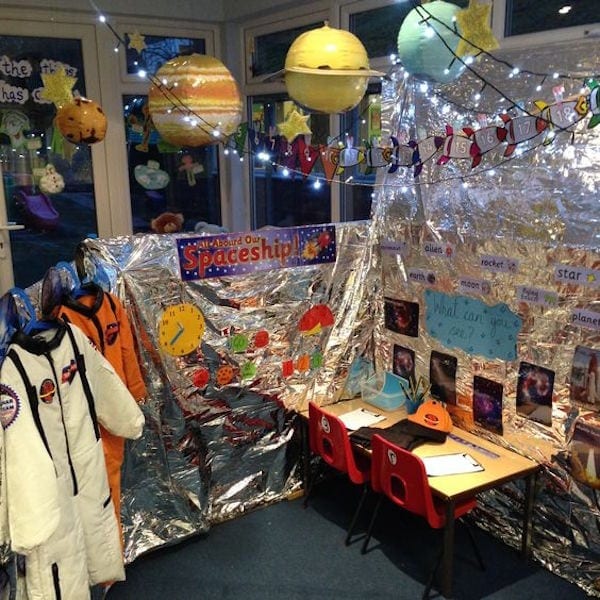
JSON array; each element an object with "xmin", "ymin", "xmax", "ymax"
[
  {"xmin": 0, "ymin": 0, "xmax": 225, "ymax": 20},
  {"xmin": 221, "ymin": 0, "xmax": 307, "ymax": 21},
  {"xmin": 0, "ymin": 0, "xmax": 328, "ymax": 22}
]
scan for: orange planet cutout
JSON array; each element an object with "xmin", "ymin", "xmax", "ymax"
[
  {"xmin": 215, "ymin": 365, "xmax": 234, "ymax": 386},
  {"xmin": 296, "ymin": 354, "xmax": 311, "ymax": 372},
  {"xmin": 148, "ymin": 53, "xmax": 243, "ymax": 147}
]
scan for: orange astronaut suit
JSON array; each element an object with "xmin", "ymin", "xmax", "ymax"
[{"xmin": 58, "ymin": 284, "xmax": 147, "ymax": 545}]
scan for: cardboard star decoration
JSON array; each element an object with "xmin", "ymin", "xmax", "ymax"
[
  {"xmin": 455, "ymin": 0, "xmax": 499, "ymax": 58},
  {"xmin": 128, "ymin": 31, "xmax": 147, "ymax": 53},
  {"xmin": 277, "ymin": 109, "xmax": 312, "ymax": 142},
  {"xmin": 40, "ymin": 66, "xmax": 77, "ymax": 108}
]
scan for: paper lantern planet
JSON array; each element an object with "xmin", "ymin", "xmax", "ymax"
[
  {"xmin": 397, "ymin": 0, "xmax": 466, "ymax": 84},
  {"xmin": 55, "ymin": 96, "xmax": 107, "ymax": 144},
  {"xmin": 283, "ymin": 23, "xmax": 383, "ymax": 114},
  {"xmin": 148, "ymin": 54, "xmax": 243, "ymax": 147}
]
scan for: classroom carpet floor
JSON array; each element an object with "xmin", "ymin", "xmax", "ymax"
[{"xmin": 107, "ymin": 476, "xmax": 593, "ymax": 600}]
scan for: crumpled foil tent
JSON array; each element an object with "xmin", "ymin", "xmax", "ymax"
[
  {"xmin": 368, "ymin": 38, "xmax": 600, "ymax": 596},
  {"xmin": 75, "ymin": 37, "xmax": 599, "ymax": 596},
  {"xmin": 82, "ymin": 222, "xmax": 377, "ymax": 562}
]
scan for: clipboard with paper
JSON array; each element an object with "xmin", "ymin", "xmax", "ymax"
[{"xmin": 422, "ymin": 453, "xmax": 484, "ymax": 477}]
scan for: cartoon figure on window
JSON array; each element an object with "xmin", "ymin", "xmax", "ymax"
[
  {"xmin": 179, "ymin": 154, "xmax": 204, "ymax": 186},
  {"xmin": 0, "ymin": 110, "xmax": 30, "ymax": 150},
  {"xmin": 134, "ymin": 103, "xmax": 154, "ymax": 152},
  {"xmin": 38, "ymin": 164, "xmax": 65, "ymax": 195}
]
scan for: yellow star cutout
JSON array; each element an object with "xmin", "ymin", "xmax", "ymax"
[
  {"xmin": 40, "ymin": 66, "xmax": 76, "ymax": 108},
  {"xmin": 455, "ymin": 0, "xmax": 499, "ymax": 58},
  {"xmin": 277, "ymin": 109, "xmax": 312, "ymax": 142},
  {"xmin": 128, "ymin": 31, "xmax": 147, "ymax": 54}
]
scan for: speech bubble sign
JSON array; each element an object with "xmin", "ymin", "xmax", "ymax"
[{"xmin": 425, "ymin": 290, "xmax": 522, "ymax": 360}]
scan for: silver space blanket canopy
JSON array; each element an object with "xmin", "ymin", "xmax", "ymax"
[
  {"xmin": 82, "ymin": 221, "xmax": 376, "ymax": 562},
  {"xmin": 372, "ymin": 37, "xmax": 600, "ymax": 596}
]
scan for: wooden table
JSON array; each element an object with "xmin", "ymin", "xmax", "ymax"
[{"xmin": 304, "ymin": 399, "xmax": 541, "ymax": 599}]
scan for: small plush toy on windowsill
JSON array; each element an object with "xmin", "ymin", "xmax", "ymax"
[{"xmin": 150, "ymin": 211, "xmax": 184, "ymax": 234}]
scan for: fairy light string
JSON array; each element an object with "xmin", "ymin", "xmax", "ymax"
[
  {"xmin": 90, "ymin": 1, "xmax": 599, "ymax": 190},
  {"xmin": 410, "ymin": 0, "xmax": 596, "ymax": 84}
]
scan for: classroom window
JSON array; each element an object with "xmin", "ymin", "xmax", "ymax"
[
  {"xmin": 339, "ymin": 83, "xmax": 381, "ymax": 222},
  {"xmin": 123, "ymin": 94, "xmax": 221, "ymax": 234},
  {"xmin": 348, "ymin": 0, "xmax": 468, "ymax": 60},
  {"xmin": 0, "ymin": 34, "xmax": 97, "ymax": 288},
  {"xmin": 249, "ymin": 94, "xmax": 331, "ymax": 229},
  {"xmin": 124, "ymin": 34, "xmax": 206, "ymax": 77},
  {"xmin": 349, "ymin": 3, "xmax": 412, "ymax": 59},
  {"xmin": 505, "ymin": 0, "xmax": 597, "ymax": 37},
  {"xmin": 249, "ymin": 21, "xmax": 322, "ymax": 79}
]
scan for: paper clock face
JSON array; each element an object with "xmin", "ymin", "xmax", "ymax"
[{"xmin": 158, "ymin": 303, "xmax": 205, "ymax": 356}]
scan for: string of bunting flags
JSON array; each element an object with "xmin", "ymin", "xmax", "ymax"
[{"xmin": 226, "ymin": 79, "xmax": 600, "ymax": 183}]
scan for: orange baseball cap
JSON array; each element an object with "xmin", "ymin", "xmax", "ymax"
[{"xmin": 407, "ymin": 399, "xmax": 453, "ymax": 433}]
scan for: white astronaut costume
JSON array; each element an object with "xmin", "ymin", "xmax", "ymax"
[{"xmin": 0, "ymin": 321, "xmax": 144, "ymax": 599}]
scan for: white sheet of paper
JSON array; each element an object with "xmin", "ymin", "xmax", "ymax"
[
  {"xmin": 422, "ymin": 453, "xmax": 484, "ymax": 477},
  {"xmin": 339, "ymin": 407, "xmax": 386, "ymax": 431}
]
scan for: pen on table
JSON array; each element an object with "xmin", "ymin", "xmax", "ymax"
[{"xmin": 361, "ymin": 408, "xmax": 381, "ymax": 417}]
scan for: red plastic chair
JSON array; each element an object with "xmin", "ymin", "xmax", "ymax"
[
  {"xmin": 307, "ymin": 402, "xmax": 371, "ymax": 545},
  {"xmin": 362, "ymin": 434, "xmax": 484, "ymax": 598}
]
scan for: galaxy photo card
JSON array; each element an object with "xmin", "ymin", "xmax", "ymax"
[
  {"xmin": 429, "ymin": 350, "xmax": 457, "ymax": 405},
  {"xmin": 473, "ymin": 375, "xmax": 504, "ymax": 435},
  {"xmin": 384, "ymin": 297, "xmax": 419, "ymax": 337},
  {"xmin": 393, "ymin": 344, "xmax": 416, "ymax": 382},
  {"xmin": 516, "ymin": 361, "xmax": 555, "ymax": 426}
]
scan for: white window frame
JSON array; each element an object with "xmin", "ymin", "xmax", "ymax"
[
  {"xmin": 243, "ymin": 2, "xmax": 333, "ymax": 91},
  {"xmin": 494, "ymin": 0, "xmax": 599, "ymax": 50},
  {"xmin": 0, "ymin": 8, "xmax": 110, "ymax": 235},
  {"xmin": 242, "ymin": 2, "xmax": 340, "ymax": 224},
  {"xmin": 99, "ymin": 17, "xmax": 223, "ymax": 235}
]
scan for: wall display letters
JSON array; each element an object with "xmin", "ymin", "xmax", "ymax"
[
  {"xmin": 177, "ymin": 225, "xmax": 336, "ymax": 280},
  {"xmin": 458, "ymin": 276, "xmax": 491, "ymax": 296},
  {"xmin": 381, "ymin": 239, "xmax": 410, "ymax": 256},
  {"xmin": 479, "ymin": 254, "xmax": 519, "ymax": 274},
  {"xmin": 516, "ymin": 285, "xmax": 558, "ymax": 308},
  {"xmin": 571, "ymin": 308, "xmax": 600, "ymax": 332},
  {"xmin": 554, "ymin": 265, "xmax": 600, "ymax": 287},
  {"xmin": 407, "ymin": 268, "xmax": 436, "ymax": 286},
  {"xmin": 422, "ymin": 241, "xmax": 454, "ymax": 259}
]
